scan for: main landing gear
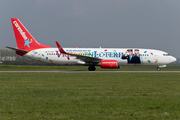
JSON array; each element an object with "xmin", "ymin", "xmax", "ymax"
[{"xmin": 88, "ymin": 66, "xmax": 96, "ymax": 71}]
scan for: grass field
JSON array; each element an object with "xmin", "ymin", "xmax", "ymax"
[
  {"xmin": 0, "ymin": 64, "xmax": 179, "ymax": 71},
  {"xmin": 0, "ymin": 72, "xmax": 180, "ymax": 119}
]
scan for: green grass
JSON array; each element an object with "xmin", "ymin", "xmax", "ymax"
[
  {"xmin": 0, "ymin": 72, "xmax": 180, "ymax": 119},
  {"xmin": 0, "ymin": 64, "xmax": 179, "ymax": 71}
]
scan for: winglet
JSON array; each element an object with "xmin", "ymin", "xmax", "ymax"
[{"xmin": 55, "ymin": 41, "xmax": 66, "ymax": 54}]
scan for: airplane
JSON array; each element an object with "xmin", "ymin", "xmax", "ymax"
[{"xmin": 6, "ymin": 18, "xmax": 177, "ymax": 71}]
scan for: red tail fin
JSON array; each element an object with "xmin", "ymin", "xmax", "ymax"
[{"xmin": 11, "ymin": 18, "xmax": 52, "ymax": 51}]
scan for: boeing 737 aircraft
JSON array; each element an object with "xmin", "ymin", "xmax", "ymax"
[{"xmin": 6, "ymin": 18, "xmax": 177, "ymax": 71}]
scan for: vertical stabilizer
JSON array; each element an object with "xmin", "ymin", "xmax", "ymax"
[{"xmin": 11, "ymin": 18, "xmax": 51, "ymax": 51}]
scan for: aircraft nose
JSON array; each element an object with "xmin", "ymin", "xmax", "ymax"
[{"xmin": 170, "ymin": 56, "xmax": 177, "ymax": 63}]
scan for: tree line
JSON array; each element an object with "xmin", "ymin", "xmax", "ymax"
[{"xmin": 0, "ymin": 49, "xmax": 55, "ymax": 65}]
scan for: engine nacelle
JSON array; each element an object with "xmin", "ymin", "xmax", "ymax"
[{"xmin": 100, "ymin": 60, "xmax": 119, "ymax": 69}]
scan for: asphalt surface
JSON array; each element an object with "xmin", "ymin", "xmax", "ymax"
[{"xmin": 0, "ymin": 71, "xmax": 179, "ymax": 73}]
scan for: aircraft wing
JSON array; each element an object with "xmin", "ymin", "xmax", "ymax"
[
  {"xmin": 5, "ymin": 46, "xmax": 29, "ymax": 53},
  {"xmin": 55, "ymin": 41, "xmax": 102, "ymax": 63},
  {"xmin": 66, "ymin": 52, "xmax": 102, "ymax": 62}
]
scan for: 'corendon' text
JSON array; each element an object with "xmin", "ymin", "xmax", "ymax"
[{"xmin": 13, "ymin": 21, "xmax": 28, "ymax": 40}]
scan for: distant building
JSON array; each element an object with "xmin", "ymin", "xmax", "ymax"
[{"xmin": 0, "ymin": 56, "xmax": 16, "ymax": 61}]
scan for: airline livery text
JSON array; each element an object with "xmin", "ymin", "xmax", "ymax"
[{"xmin": 13, "ymin": 21, "xmax": 28, "ymax": 40}]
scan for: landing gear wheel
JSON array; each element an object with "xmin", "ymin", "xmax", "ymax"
[
  {"xmin": 157, "ymin": 67, "xmax": 161, "ymax": 71},
  {"xmin": 88, "ymin": 66, "xmax": 96, "ymax": 71}
]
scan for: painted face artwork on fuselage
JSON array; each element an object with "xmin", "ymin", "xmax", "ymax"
[{"xmin": 122, "ymin": 49, "xmax": 142, "ymax": 64}]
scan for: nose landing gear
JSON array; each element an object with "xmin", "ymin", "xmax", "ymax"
[
  {"xmin": 157, "ymin": 67, "xmax": 161, "ymax": 71},
  {"xmin": 157, "ymin": 65, "xmax": 166, "ymax": 71}
]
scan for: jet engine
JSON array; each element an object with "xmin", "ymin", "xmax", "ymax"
[{"xmin": 100, "ymin": 60, "xmax": 119, "ymax": 68}]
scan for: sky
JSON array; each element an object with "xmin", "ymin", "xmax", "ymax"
[{"xmin": 1, "ymin": 0, "xmax": 180, "ymax": 58}]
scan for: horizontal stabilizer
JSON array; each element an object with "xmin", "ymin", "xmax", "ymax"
[{"xmin": 5, "ymin": 46, "xmax": 29, "ymax": 53}]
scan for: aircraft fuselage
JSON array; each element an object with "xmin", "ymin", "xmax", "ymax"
[{"xmin": 26, "ymin": 48, "xmax": 176, "ymax": 66}]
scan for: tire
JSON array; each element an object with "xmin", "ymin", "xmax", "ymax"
[
  {"xmin": 157, "ymin": 67, "xmax": 161, "ymax": 71},
  {"xmin": 88, "ymin": 66, "xmax": 96, "ymax": 71}
]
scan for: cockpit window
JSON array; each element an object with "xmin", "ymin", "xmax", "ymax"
[{"xmin": 163, "ymin": 54, "xmax": 170, "ymax": 56}]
